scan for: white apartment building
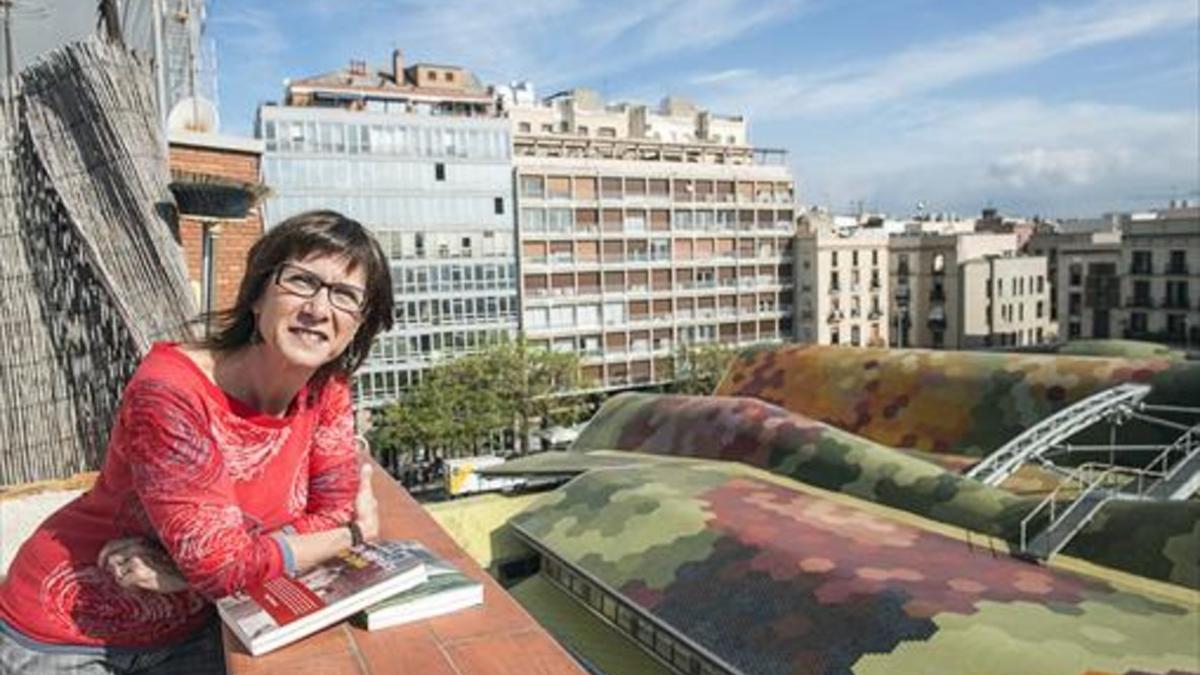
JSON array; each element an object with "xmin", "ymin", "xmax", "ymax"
[
  {"xmin": 889, "ymin": 233, "xmax": 1050, "ymax": 349},
  {"xmin": 960, "ymin": 255, "xmax": 1053, "ymax": 348},
  {"xmin": 258, "ymin": 52, "xmax": 518, "ymax": 406},
  {"xmin": 794, "ymin": 225, "xmax": 889, "ymax": 347}
]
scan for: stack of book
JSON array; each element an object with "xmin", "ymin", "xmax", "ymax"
[
  {"xmin": 355, "ymin": 540, "xmax": 484, "ymax": 630},
  {"xmin": 219, "ymin": 539, "xmax": 483, "ymax": 656}
]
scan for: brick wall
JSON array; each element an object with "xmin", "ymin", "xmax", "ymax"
[{"xmin": 168, "ymin": 142, "xmax": 264, "ymax": 314}]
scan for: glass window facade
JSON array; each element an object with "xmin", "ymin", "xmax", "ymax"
[{"xmin": 259, "ymin": 108, "xmax": 518, "ymax": 407}]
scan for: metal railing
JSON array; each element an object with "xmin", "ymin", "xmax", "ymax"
[
  {"xmin": 965, "ymin": 383, "xmax": 1152, "ymax": 486},
  {"xmin": 1018, "ymin": 462, "xmax": 1153, "ymax": 558},
  {"xmin": 1018, "ymin": 419, "xmax": 1200, "ymax": 558}
]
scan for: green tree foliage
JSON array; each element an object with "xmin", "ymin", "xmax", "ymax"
[
  {"xmin": 667, "ymin": 342, "xmax": 740, "ymax": 395},
  {"xmin": 368, "ymin": 338, "xmax": 590, "ymax": 466}
]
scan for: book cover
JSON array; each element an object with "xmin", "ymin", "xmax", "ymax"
[
  {"xmin": 355, "ymin": 541, "xmax": 483, "ymax": 630},
  {"xmin": 218, "ymin": 540, "xmax": 427, "ymax": 656}
]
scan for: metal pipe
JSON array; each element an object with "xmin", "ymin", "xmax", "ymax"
[
  {"xmin": 1127, "ymin": 410, "xmax": 1193, "ymax": 432},
  {"xmin": 1140, "ymin": 403, "xmax": 1200, "ymax": 415},
  {"xmin": 151, "ymin": 0, "xmax": 166, "ymax": 124}
]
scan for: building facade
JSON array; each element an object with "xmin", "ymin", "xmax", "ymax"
[
  {"xmin": 510, "ymin": 91, "xmax": 795, "ymax": 391},
  {"xmin": 1027, "ymin": 230, "xmax": 1122, "ymax": 341},
  {"xmin": 889, "ymin": 233, "xmax": 1050, "ymax": 349},
  {"xmin": 960, "ymin": 255, "xmax": 1053, "ymax": 348},
  {"xmin": 794, "ymin": 224, "xmax": 889, "ymax": 347},
  {"xmin": 258, "ymin": 52, "xmax": 518, "ymax": 406},
  {"xmin": 1117, "ymin": 207, "xmax": 1199, "ymax": 347},
  {"xmin": 167, "ymin": 129, "xmax": 266, "ymax": 315}
]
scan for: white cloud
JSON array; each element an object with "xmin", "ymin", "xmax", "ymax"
[
  {"xmin": 343, "ymin": 0, "xmax": 804, "ymax": 88},
  {"xmin": 696, "ymin": 0, "xmax": 1198, "ymax": 119},
  {"xmin": 791, "ymin": 98, "xmax": 1197, "ymax": 215},
  {"xmin": 986, "ymin": 147, "xmax": 1131, "ymax": 188}
]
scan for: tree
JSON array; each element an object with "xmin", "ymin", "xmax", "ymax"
[
  {"xmin": 667, "ymin": 341, "xmax": 739, "ymax": 395},
  {"xmin": 368, "ymin": 337, "xmax": 591, "ymax": 468}
]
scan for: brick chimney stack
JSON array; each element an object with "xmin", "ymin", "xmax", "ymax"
[{"xmin": 392, "ymin": 49, "xmax": 405, "ymax": 85}]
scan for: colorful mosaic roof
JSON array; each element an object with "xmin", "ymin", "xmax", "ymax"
[{"xmin": 510, "ymin": 462, "xmax": 1200, "ymax": 675}]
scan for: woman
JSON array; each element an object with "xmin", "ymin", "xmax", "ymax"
[{"xmin": 0, "ymin": 210, "xmax": 394, "ymax": 674}]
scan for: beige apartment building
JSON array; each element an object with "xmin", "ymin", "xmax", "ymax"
[
  {"xmin": 1117, "ymin": 207, "xmax": 1199, "ymax": 347},
  {"xmin": 889, "ymin": 233, "xmax": 1051, "ymax": 349},
  {"xmin": 960, "ymin": 255, "xmax": 1053, "ymax": 348},
  {"xmin": 794, "ymin": 224, "xmax": 889, "ymax": 347},
  {"xmin": 1027, "ymin": 230, "xmax": 1122, "ymax": 341},
  {"xmin": 510, "ymin": 90, "xmax": 795, "ymax": 391}
]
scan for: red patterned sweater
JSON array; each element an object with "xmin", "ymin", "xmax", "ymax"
[{"xmin": 0, "ymin": 343, "xmax": 360, "ymax": 648}]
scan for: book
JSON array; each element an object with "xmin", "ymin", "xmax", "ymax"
[
  {"xmin": 354, "ymin": 541, "xmax": 483, "ymax": 630},
  {"xmin": 217, "ymin": 540, "xmax": 427, "ymax": 656}
]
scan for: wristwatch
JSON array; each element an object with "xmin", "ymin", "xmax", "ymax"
[{"xmin": 346, "ymin": 520, "xmax": 364, "ymax": 548}]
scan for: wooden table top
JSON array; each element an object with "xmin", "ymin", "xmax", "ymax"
[{"xmin": 223, "ymin": 460, "xmax": 585, "ymax": 675}]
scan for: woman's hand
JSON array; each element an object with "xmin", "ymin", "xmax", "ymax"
[
  {"xmin": 353, "ymin": 463, "xmax": 380, "ymax": 542},
  {"xmin": 98, "ymin": 537, "xmax": 189, "ymax": 593}
]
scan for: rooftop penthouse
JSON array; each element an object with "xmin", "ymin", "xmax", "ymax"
[
  {"xmin": 507, "ymin": 86, "xmax": 783, "ymax": 165},
  {"xmin": 280, "ymin": 49, "xmax": 495, "ymax": 117}
]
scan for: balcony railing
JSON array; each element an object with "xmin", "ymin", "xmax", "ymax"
[
  {"xmin": 1162, "ymin": 297, "xmax": 1192, "ymax": 309},
  {"xmin": 1164, "ymin": 263, "xmax": 1189, "ymax": 275},
  {"xmin": 1126, "ymin": 297, "xmax": 1155, "ymax": 308}
]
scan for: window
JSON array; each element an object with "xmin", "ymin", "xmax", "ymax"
[
  {"xmin": 520, "ymin": 176, "xmax": 545, "ymax": 198},
  {"xmin": 494, "ymin": 197, "xmax": 504, "ymax": 215},
  {"xmin": 518, "ymin": 121, "xmax": 531, "ymax": 133},
  {"xmin": 1130, "ymin": 311, "xmax": 1148, "ymax": 332},
  {"xmin": 1131, "ymin": 250, "xmax": 1153, "ymax": 274},
  {"xmin": 1168, "ymin": 250, "xmax": 1187, "ymax": 274},
  {"xmin": 435, "ymin": 163, "xmax": 446, "ymax": 181},
  {"xmin": 445, "ymin": 71, "xmax": 455, "ymax": 82}
]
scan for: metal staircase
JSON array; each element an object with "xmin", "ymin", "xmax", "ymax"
[
  {"xmin": 1018, "ymin": 424, "xmax": 1200, "ymax": 559},
  {"xmin": 1144, "ymin": 425, "xmax": 1200, "ymax": 500},
  {"xmin": 966, "ymin": 383, "xmax": 1152, "ymax": 487}
]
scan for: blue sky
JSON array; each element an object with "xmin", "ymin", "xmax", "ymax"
[{"xmin": 209, "ymin": 0, "xmax": 1199, "ymax": 218}]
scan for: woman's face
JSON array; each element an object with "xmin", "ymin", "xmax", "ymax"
[{"xmin": 252, "ymin": 252, "xmax": 367, "ymax": 371}]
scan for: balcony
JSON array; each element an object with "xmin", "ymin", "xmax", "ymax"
[
  {"xmin": 1164, "ymin": 263, "xmax": 1190, "ymax": 275},
  {"xmin": 1126, "ymin": 296, "xmax": 1156, "ymax": 308},
  {"xmin": 1129, "ymin": 264, "xmax": 1153, "ymax": 275},
  {"xmin": 1162, "ymin": 296, "xmax": 1192, "ymax": 309}
]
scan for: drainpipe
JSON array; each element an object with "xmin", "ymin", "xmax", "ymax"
[{"xmin": 200, "ymin": 219, "xmax": 221, "ymax": 332}]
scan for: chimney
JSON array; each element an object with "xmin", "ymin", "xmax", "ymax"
[
  {"xmin": 392, "ymin": 49, "xmax": 405, "ymax": 84},
  {"xmin": 349, "ymin": 59, "xmax": 366, "ymax": 76}
]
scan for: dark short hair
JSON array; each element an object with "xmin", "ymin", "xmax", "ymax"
[{"xmin": 200, "ymin": 210, "xmax": 393, "ymax": 389}]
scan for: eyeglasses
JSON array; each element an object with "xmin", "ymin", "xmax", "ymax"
[{"xmin": 274, "ymin": 263, "xmax": 367, "ymax": 314}]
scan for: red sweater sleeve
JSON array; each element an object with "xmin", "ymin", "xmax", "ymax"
[
  {"xmin": 287, "ymin": 377, "xmax": 360, "ymax": 534},
  {"xmin": 120, "ymin": 379, "xmax": 285, "ymax": 599}
]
